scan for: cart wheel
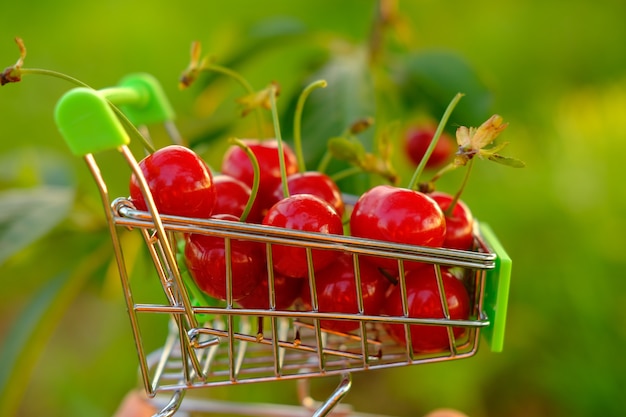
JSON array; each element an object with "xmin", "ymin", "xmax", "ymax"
[
  {"xmin": 153, "ymin": 390, "xmax": 185, "ymax": 417},
  {"xmin": 298, "ymin": 372, "xmax": 353, "ymax": 417}
]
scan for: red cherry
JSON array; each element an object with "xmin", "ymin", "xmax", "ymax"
[
  {"xmin": 269, "ymin": 171, "xmax": 345, "ymax": 217},
  {"xmin": 429, "ymin": 192, "xmax": 475, "ymax": 251},
  {"xmin": 221, "ymin": 139, "xmax": 298, "ymax": 220},
  {"xmin": 184, "ymin": 214, "xmax": 264, "ymax": 301},
  {"xmin": 382, "ymin": 267, "xmax": 471, "ymax": 353},
  {"xmin": 129, "ymin": 145, "xmax": 215, "ymax": 218},
  {"xmin": 237, "ymin": 270, "xmax": 303, "ymax": 310},
  {"xmin": 211, "ymin": 174, "xmax": 264, "ymax": 222},
  {"xmin": 262, "ymin": 194, "xmax": 343, "ymax": 278},
  {"xmin": 405, "ymin": 125, "xmax": 455, "ymax": 169},
  {"xmin": 300, "ymin": 253, "xmax": 391, "ymax": 333},
  {"xmin": 349, "ymin": 185, "xmax": 446, "ymax": 274}
]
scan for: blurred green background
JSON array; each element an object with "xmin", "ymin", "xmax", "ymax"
[{"xmin": 2, "ymin": 1, "xmax": 626, "ymax": 416}]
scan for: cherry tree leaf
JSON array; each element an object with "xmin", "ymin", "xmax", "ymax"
[
  {"xmin": 0, "ymin": 240, "xmax": 110, "ymax": 417},
  {"xmin": 283, "ymin": 45, "xmax": 376, "ymax": 194},
  {"xmin": 0, "ymin": 186, "xmax": 74, "ymax": 265},
  {"xmin": 395, "ymin": 49, "xmax": 493, "ymax": 126},
  {"xmin": 327, "ymin": 136, "xmax": 367, "ymax": 165},
  {"xmin": 486, "ymin": 153, "xmax": 526, "ymax": 168}
]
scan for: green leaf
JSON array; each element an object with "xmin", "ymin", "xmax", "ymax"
[
  {"xmin": 486, "ymin": 153, "xmax": 526, "ymax": 167},
  {"xmin": 0, "ymin": 147, "xmax": 76, "ymax": 188},
  {"xmin": 176, "ymin": 238, "xmax": 219, "ymax": 323},
  {"xmin": 285, "ymin": 44, "xmax": 377, "ymax": 194},
  {"xmin": 192, "ymin": 17, "xmax": 309, "ymax": 92},
  {"xmin": 0, "ymin": 186, "xmax": 74, "ymax": 265},
  {"xmin": 396, "ymin": 49, "xmax": 493, "ymax": 126},
  {"xmin": 327, "ymin": 136, "xmax": 367, "ymax": 164},
  {"xmin": 0, "ymin": 240, "xmax": 110, "ymax": 417},
  {"xmin": 247, "ymin": 17, "xmax": 309, "ymax": 42}
]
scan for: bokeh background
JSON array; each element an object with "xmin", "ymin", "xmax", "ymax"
[{"xmin": 2, "ymin": 1, "xmax": 626, "ymax": 416}]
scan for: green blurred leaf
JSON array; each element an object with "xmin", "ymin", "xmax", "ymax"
[
  {"xmin": 287, "ymin": 44, "xmax": 376, "ymax": 194},
  {"xmin": 0, "ymin": 240, "xmax": 110, "ymax": 417},
  {"xmin": 396, "ymin": 50, "xmax": 493, "ymax": 126},
  {"xmin": 0, "ymin": 186, "xmax": 74, "ymax": 265},
  {"xmin": 486, "ymin": 153, "xmax": 526, "ymax": 167},
  {"xmin": 0, "ymin": 147, "xmax": 76, "ymax": 188},
  {"xmin": 327, "ymin": 136, "xmax": 367, "ymax": 164},
  {"xmin": 247, "ymin": 17, "xmax": 309, "ymax": 42},
  {"xmin": 193, "ymin": 17, "xmax": 310, "ymax": 93}
]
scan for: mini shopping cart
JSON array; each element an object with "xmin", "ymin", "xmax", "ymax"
[{"xmin": 53, "ymin": 73, "xmax": 512, "ymax": 417}]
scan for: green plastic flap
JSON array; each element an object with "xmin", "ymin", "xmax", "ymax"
[
  {"xmin": 54, "ymin": 87, "xmax": 130, "ymax": 156},
  {"xmin": 479, "ymin": 223, "xmax": 512, "ymax": 352},
  {"xmin": 54, "ymin": 73, "xmax": 175, "ymax": 156},
  {"xmin": 115, "ymin": 73, "xmax": 175, "ymax": 126}
]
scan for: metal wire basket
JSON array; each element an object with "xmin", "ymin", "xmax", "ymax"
[{"xmin": 54, "ymin": 74, "xmax": 512, "ymax": 417}]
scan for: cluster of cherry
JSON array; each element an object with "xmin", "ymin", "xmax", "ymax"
[{"xmin": 128, "ymin": 115, "xmax": 475, "ymax": 354}]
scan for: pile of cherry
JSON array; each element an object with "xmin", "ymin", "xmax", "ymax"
[{"xmin": 128, "ymin": 131, "xmax": 476, "ymax": 354}]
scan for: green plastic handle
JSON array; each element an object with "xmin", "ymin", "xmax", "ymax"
[
  {"xmin": 479, "ymin": 223, "xmax": 512, "ymax": 353},
  {"xmin": 55, "ymin": 87, "xmax": 130, "ymax": 156},
  {"xmin": 54, "ymin": 73, "xmax": 174, "ymax": 156},
  {"xmin": 115, "ymin": 73, "xmax": 175, "ymax": 126}
]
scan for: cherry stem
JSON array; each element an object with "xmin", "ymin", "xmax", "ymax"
[
  {"xmin": 268, "ymin": 84, "xmax": 290, "ymax": 199},
  {"xmin": 293, "ymin": 79, "xmax": 327, "ymax": 173},
  {"xmin": 20, "ymin": 67, "xmax": 90, "ymax": 88},
  {"xmin": 330, "ymin": 166, "xmax": 362, "ymax": 183},
  {"xmin": 228, "ymin": 138, "xmax": 260, "ymax": 223},
  {"xmin": 315, "ymin": 124, "xmax": 356, "ymax": 174},
  {"xmin": 407, "ymin": 92, "xmax": 463, "ymax": 191},
  {"xmin": 18, "ymin": 67, "xmax": 157, "ymax": 153},
  {"xmin": 445, "ymin": 157, "xmax": 474, "ymax": 216},
  {"xmin": 316, "ymin": 149, "xmax": 332, "ymax": 174},
  {"xmin": 200, "ymin": 63, "xmax": 265, "ymax": 139},
  {"xmin": 378, "ymin": 267, "xmax": 399, "ymax": 286},
  {"xmin": 429, "ymin": 161, "xmax": 457, "ymax": 184}
]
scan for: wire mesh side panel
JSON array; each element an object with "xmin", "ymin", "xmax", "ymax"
[{"xmin": 108, "ymin": 199, "xmax": 494, "ymax": 394}]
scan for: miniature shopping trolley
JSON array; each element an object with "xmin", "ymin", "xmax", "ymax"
[{"xmin": 53, "ymin": 73, "xmax": 512, "ymax": 417}]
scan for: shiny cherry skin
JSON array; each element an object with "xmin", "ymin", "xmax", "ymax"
[
  {"xmin": 184, "ymin": 214, "xmax": 264, "ymax": 301},
  {"xmin": 405, "ymin": 125, "xmax": 455, "ymax": 169},
  {"xmin": 300, "ymin": 252, "xmax": 391, "ymax": 333},
  {"xmin": 221, "ymin": 139, "xmax": 298, "ymax": 221},
  {"xmin": 237, "ymin": 270, "xmax": 303, "ymax": 310},
  {"xmin": 349, "ymin": 185, "xmax": 446, "ymax": 274},
  {"xmin": 129, "ymin": 145, "xmax": 215, "ymax": 218},
  {"xmin": 382, "ymin": 267, "xmax": 471, "ymax": 353},
  {"xmin": 268, "ymin": 171, "xmax": 345, "ymax": 217},
  {"xmin": 211, "ymin": 174, "xmax": 263, "ymax": 222},
  {"xmin": 262, "ymin": 194, "xmax": 343, "ymax": 279},
  {"xmin": 429, "ymin": 191, "xmax": 475, "ymax": 251}
]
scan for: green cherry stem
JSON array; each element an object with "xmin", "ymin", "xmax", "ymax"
[
  {"xmin": 228, "ymin": 137, "xmax": 260, "ymax": 223},
  {"xmin": 329, "ymin": 166, "xmax": 362, "ymax": 183},
  {"xmin": 19, "ymin": 67, "xmax": 90, "ymax": 88},
  {"xmin": 315, "ymin": 124, "xmax": 353, "ymax": 174},
  {"xmin": 293, "ymin": 79, "xmax": 327, "ymax": 173},
  {"xmin": 201, "ymin": 63, "xmax": 265, "ymax": 139},
  {"xmin": 316, "ymin": 150, "xmax": 332, "ymax": 174},
  {"xmin": 407, "ymin": 92, "xmax": 464, "ymax": 191},
  {"xmin": 176, "ymin": 238, "xmax": 216, "ymax": 316},
  {"xmin": 445, "ymin": 157, "xmax": 474, "ymax": 216},
  {"xmin": 428, "ymin": 161, "xmax": 458, "ymax": 184},
  {"xmin": 269, "ymin": 84, "xmax": 290, "ymax": 199},
  {"xmin": 18, "ymin": 67, "xmax": 156, "ymax": 153}
]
